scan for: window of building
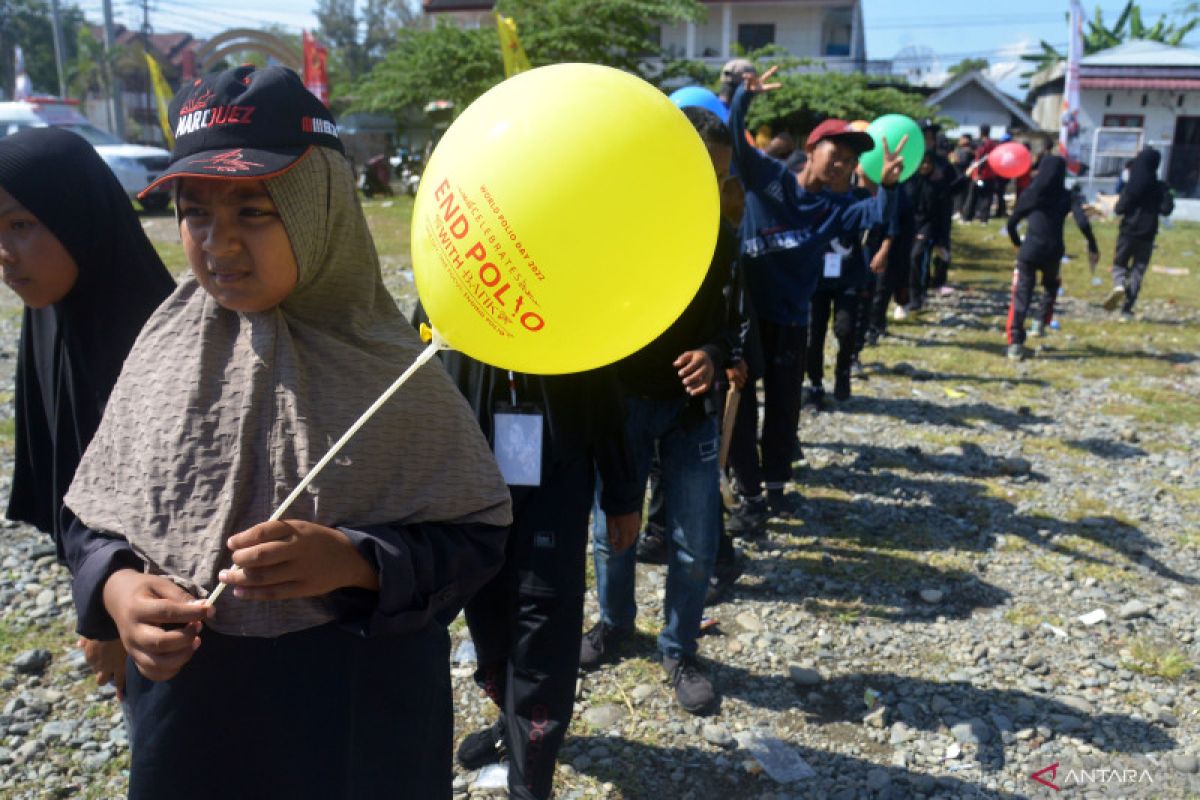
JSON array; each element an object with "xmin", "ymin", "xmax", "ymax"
[
  {"xmin": 737, "ymin": 24, "xmax": 775, "ymax": 52},
  {"xmin": 1103, "ymin": 114, "xmax": 1144, "ymax": 128},
  {"xmin": 824, "ymin": 8, "xmax": 853, "ymax": 57}
]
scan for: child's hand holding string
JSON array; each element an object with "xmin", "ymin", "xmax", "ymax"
[
  {"xmin": 102, "ymin": 570, "xmax": 211, "ymax": 682},
  {"xmin": 220, "ymin": 520, "xmax": 380, "ymax": 601}
]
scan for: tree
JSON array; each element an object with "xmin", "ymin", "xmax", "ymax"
[
  {"xmin": 318, "ymin": 0, "xmax": 424, "ymax": 88},
  {"xmin": 732, "ymin": 46, "xmax": 936, "ymax": 136},
  {"xmin": 348, "ymin": 0, "xmax": 704, "ymax": 114},
  {"xmin": 0, "ymin": 0, "xmax": 85, "ymax": 98},
  {"xmin": 947, "ymin": 57, "xmax": 989, "ymax": 78},
  {"xmin": 1021, "ymin": 1, "xmax": 1199, "ymax": 86}
]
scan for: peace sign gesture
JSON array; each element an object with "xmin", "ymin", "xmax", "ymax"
[
  {"xmin": 743, "ymin": 65, "xmax": 783, "ymax": 94},
  {"xmin": 879, "ymin": 134, "xmax": 909, "ymax": 187}
]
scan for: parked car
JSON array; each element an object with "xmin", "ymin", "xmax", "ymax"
[{"xmin": 0, "ymin": 97, "xmax": 173, "ymax": 211}]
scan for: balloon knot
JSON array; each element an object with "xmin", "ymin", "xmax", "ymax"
[{"xmin": 419, "ymin": 323, "xmax": 434, "ymax": 343}]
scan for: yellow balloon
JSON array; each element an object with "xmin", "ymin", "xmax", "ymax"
[{"xmin": 411, "ymin": 63, "xmax": 718, "ymax": 374}]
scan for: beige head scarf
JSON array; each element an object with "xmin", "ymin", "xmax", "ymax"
[{"xmin": 66, "ymin": 147, "xmax": 512, "ymax": 636}]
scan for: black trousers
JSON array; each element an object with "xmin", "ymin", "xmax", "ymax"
[
  {"xmin": 1006, "ymin": 260, "xmax": 1060, "ymax": 345},
  {"xmin": 729, "ymin": 319, "xmax": 807, "ymax": 495},
  {"xmin": 908, "ymin": 236, "xmax": 934, "ymax": 309},
  {"xmin": 126, "ymin": 623, "xmax": 452, "ymax": 800},
  {"xmin": 968, "ymin": 179, "xmax": 994, "ymax": 222},
  {"xmin": 465, "ymin": 457, "xmax": 593, "ymax": 800},
  {"xmin": 806, "ymin": 285, "xmax": 859, "ymax": 388},
  {"xmin": 1113, "ymin": 234, "xmax": 1154, "ymax": 312}
]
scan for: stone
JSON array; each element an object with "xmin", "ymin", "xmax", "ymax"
[
  {"xmin": 951, "ymin": 718, "xmax": 992, "ymax": 745},
  {"xmin": 864, "ymin": 707, "xmax": 887, "ymax": 729},
  {"xmin": 1021, "ymin": 653, "xmax": 1044, "ymax": 670},
  {"xmin": 787, "ymin": 664, "xmax": 823, "ymax": 687},
  {"xmin": 703, "ymin": 723, "xmax": 734, "ymax": 748},
  {"xmin": 866, "ymin": 768, "xmax": 890, "ymax": 791},
  {"xmin": 630, "ymin": 684, "xmax": 655, "ymax": 704},
  {"xmin": 1058, "ymin": 696, "xmax": 1093, "ymax": 716},
  {"xmin": 581, "ymin": 705, "xmax": 626, "ymax": 730},
  {"xmin": 889, "ymin": 722, "xmax": 913, "ymax": 745},
  {"xmin": 40, "ymin": 720, "xmax": 74, "ymax": 741},
  {"xmin": 919, "ymin": 589, "xmax": 944, "ymax": 604},
  {"xmin": 736, "ymin": 611, "xmax": 763, "ymax": 632},
  {"xmin": 1118, "ymin": 600, "xmax": 1151, "ymax": 620},
  {"xmin": 12, "ymin": 649, "xmax": 51, "ymax": 675},
  {"xmin": 1172, "ymin": 755, "xmax": 1199, "ymax": 774}
]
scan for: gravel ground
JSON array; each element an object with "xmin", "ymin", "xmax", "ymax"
[{"xmin": 0, "ymin": 218, "xmax": 1197, "ymax": 799}]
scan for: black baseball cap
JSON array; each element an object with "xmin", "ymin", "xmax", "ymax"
[{"xmin": 139, "ymin": 65, "xmax": 343, "ymax": 198}]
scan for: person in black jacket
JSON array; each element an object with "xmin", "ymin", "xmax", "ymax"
[
  {"xmin": 1004, "ymin": 154, "xmax": 1099, "ymax": 359},
  {"xmin": 581, "ymin": 107, "xmax": 737, "ymax": 716},
  {"xmin": 906, "ymin": 151, "xmax": 942, "ymax": 313},
  {"xmin": 1104, "ymin": 147, "xmax": 1174, "ymax": 318}
]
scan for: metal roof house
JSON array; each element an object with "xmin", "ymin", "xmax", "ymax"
[
  {"xmin": 1027, "ymin": 40, "xmax": 1200, "ymax": 196},
  {"xmin": 924, "ymin": 70, "xmax": 1039, "ymax": 139}
]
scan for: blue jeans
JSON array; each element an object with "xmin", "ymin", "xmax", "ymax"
[{"xmin": 592, "ymin": 395, "xmax": 721, "ymax": 659}]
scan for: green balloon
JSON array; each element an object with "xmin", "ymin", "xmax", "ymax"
[{"xmin": 859, "ymin": 114, "xmax": 924, "ymax": 184}]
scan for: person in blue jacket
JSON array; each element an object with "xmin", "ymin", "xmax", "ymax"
[{"xmin": 725, "ymin": 65, "xmax": 905, "ymax": 533}]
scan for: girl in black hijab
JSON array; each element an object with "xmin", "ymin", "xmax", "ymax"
[
  {"xmin": 1106, "ymin": 147, "xmax": 1174, "ymax": 317},
  {"xmin": 0, "ymin": 126, "xmax": 176, "ymax": 686},
  {"xmin": 1004, "ymin": 153, "xmax": 1099, "ymax": 359}
]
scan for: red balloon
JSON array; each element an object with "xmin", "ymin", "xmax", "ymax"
[{"xmin": 990, "ymin": 142, "xmax": 1032, "ymax": 179}]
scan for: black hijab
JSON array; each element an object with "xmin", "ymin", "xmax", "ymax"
[
  {"xmin": 0, "ymin": 127, "xmax": 175, "ymax": 559},
  {"xmin": 1015, "ymin": 153, "xmax": 1068, "ymax": 215},
  {"xmin": 1121, "ymin": 147, "xmax": 1161, "ymax": 208}
]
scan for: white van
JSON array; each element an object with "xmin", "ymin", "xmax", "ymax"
[{"xmin": 0, "ymin": 97, "xmax": 173, "ymax": 211}]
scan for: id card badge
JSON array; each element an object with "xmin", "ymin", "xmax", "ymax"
[
  {"xmin": 823, "ymin": 251, "xmax": 843, "ymax": 278},
  {"xmin": 493, "ymin": 403, "xmax": 544, "ymax": 487}
]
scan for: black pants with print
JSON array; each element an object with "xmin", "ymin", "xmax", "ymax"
[
  {"xmin": 1113, "ymin": 233, "xmax": 1154, "ymax": 312},
  {"xmin": 1006, "ymin": 259, "xmax": 1060, "ymax": 345},
  {"xmin": 465, "ymin": 457, "xmax": 593, "ymax": 800}
]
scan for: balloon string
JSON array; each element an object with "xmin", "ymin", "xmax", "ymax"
[{"xmin": 205, "ymin": 328, "xmax": 449, "ymax": 606}]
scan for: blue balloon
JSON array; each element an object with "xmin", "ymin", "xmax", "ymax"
[{"xmin": 668, "ymin": 86, "xmax": 729, "ymax": 123}]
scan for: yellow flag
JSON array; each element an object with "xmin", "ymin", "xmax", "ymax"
[
  {"xmin": 495, "ymin": 12, "xmax": 531, "ymax": 78},
  {"xmin": 144, "ymin": 53, "xmax": 175, "ymax": 148}
]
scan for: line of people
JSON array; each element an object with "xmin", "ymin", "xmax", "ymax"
[{"xmin": 0, "ymin": 62, "xmax": 1175, "ymax": 800}]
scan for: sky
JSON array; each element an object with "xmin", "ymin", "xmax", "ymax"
[{"xmin": 73, "ymin": 0, "xmax": 1200, "ymax": 97}]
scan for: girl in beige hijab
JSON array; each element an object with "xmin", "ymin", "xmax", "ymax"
[{"xmin": 63, "ymin": 66, "xmax": 511, "ymax": 799}]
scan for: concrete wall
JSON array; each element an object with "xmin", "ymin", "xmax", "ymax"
[{"xmin": 661, "ymin": 1, "xmax": 853, "ymax": 61}]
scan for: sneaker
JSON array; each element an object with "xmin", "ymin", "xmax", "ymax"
[
  {"xmin": 1006, "ymin": 343, "xmax": 1025, "ymax": 361},
  {"xmin": 834, "ymin": 372, "xmax": 851, "ymax": 401},
  {"xmin": 635, "ymin": 527, "xmax": 668, "ymax": 565},
  {"xmin": 1119, "ymin": 310, "xmax": 1134, "ymax": 323},
  {"xmin": 456, "ymin": 717, "xmax": 507, "ymax": 770},
  {"xmin": 864, "ymin": 328, "xmax": 880, "ymax": 347},
  {"xmin": 726, "ymin": 495, "xmax": 768, "ymax": 537},
  {"xmin": 579, "ymin": 621, "xmax": 628, "ymax": 670},
  {"xmin": 892, "ymin": 305, "xmax": 908, "ymax": 321},
  {"xmin": 1030, "ymin": 320, "xmax": 1045, "ymax": 338},
  {"xmin": 663, "ymin": 654, "xmax": 718, "ymax": 715},
  {"xmin": 705, "ymin": 549, "xmax": 744, "ymax": 606},
  {"xmin": 766, "ymin": 488, "xmax": 798, "ymax": 519},
  {"xmin": 850, "ymin": 355, "xmax": 867, "ymax": 379},
  {"xmin": 1102, "ymin": 285, "xmax": 1126, "ymax": 311}
]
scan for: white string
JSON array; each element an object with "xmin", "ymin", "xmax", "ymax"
[{"xmin": 205, "ymin": 328, "xmax": 449, "ymax": 606}]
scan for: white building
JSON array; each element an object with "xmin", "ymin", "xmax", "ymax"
[
  {"xmin": 1027, "ymin": 40, "xmax": 1200, "ymax": 197},
  {"xmin": 925, "ymin": 70, "xmax": 1040, "ymax": 140},
  {"xmin": 423, "ymin": 0, "xmax": 886, "ymax": 74}
]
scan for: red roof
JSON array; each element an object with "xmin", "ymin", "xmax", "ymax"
[{"xmin": 1080, "ymin": 77, "xmax": 1200, "ymax": 90}]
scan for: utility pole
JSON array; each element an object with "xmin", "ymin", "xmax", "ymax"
[
  {"xmin": 48, "ymin": 0, "xmax": 67, "ymax": 97},
  {"xmin": 140, "ymin": 0, "xmax": 151, "ymax": 144},
  {"xmin": 102, "ymin": 0, "xmax": 125, "ymax": 137}
]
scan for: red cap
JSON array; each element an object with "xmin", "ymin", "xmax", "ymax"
[{"xmin": 806, "ymin": 119, "xmax": 875, "ymax": 153}]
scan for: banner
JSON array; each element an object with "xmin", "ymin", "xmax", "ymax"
[
  {"xmin": 1060, "ymin": 0, "xmax": 1083, "ymax": 173},
  {"xmin": 144, "ymin": 53, "xmax": 175, "ymax": 148},
  {"xmin": 303, "ymin": 31, "xmax": 330, "ymax": 107},
  {"xmin": 495, "ymin": 12, "xmax": 531, "ymax": 78}
]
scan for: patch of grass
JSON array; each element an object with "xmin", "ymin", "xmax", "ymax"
[
  {"xmin": 803, "ymin": 598, "xmax": 890, "ymax": 624},
  {"xmin": 1123, "ymin": 637, "xmax": 1194, "ymax": 680},
  {"xmin": 1003, "ymin": 603, "xmax": 1064, "ymax": 629}
]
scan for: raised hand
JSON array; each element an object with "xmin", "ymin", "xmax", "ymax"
[
  {"xmin": 742, "ymin": 65, "xmax": 783, "ymax": 94},
  {"xmin": 880, "ymin": 134, "xmax": 909, "ymax": 187}
]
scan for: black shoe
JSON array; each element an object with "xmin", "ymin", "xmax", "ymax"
[
  {"xmin": 663, "ymin": 654, "xmax": 718, "ymax": 715},
  {"xmin": 635, "ymin": 527, "xmax": 668, "ymax": 565},
  {"xmin": 865, "ymin": 328, "xmax": 880, "ymax": 347},
  {"xmin": 850, "ymin": 355, "xmax": 867, "ymax": 379},
  {"xmin": 834, "ymin": 372, "xmax": 851, "ymax": 401},
  {"xmin": 766, "ymin": 489, "xmax": 798, "ymax": 519},
  {"xmin": 579, "ymin": 621, "xmax": 628, "ymax": 670},
  {"xmin": 705, "ymin": 550, "xmax": 744, "ymax": 606},
  {"xmin": 456, "ymin": 716, "xmax": 507, "ymax": 770},
  {"xmin": 726, "ymin": 495, "xmax": 768, "ymax": 537},
  {"xmin": 805, "ymin": 385, "xmax": 828, "ymax": 413}
]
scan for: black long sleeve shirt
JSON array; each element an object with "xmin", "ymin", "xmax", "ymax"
[{"xmin": 1006, "ymin": 188, "xmax": 1098, "ymax": 265}]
